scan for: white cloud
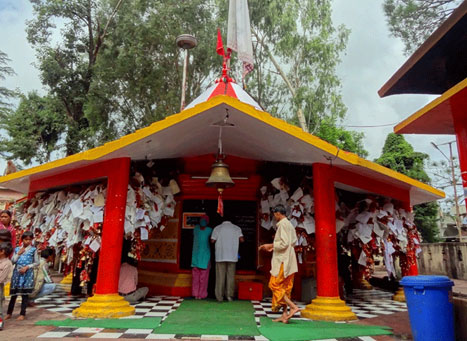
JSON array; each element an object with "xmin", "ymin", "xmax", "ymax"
[
  {"xmin": 332, "ymin": 0, "xmax": 458, "ymax": 165},
  {"xmin": 0, "ymin": 0, "xmax": 42, "ymax": 94}
]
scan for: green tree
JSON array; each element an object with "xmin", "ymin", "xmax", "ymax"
[
  {"xmin": 3, "ymin": 0, "xmax": 367, "ymax": 164},
  {"xmin": 219, "ymin": 0, "xmax": 367, "ymax": 156},
  {"xmin": 0, "ymin": 93, "xmax": 66, "ymax": 165},
  {"xmin": 86, "ymin": 0, "xmax": 220, "ymax": 137},
  {"xmin": 24, "ymin": 0, "xmax": 127, "ymax": 155},
  {"xmin": 383, "ymin": 0, "xmax": 461, "ymax": 55},
  {"xmin": 316, "ymin": 120, "xmax": 369, "ymax": 158},
  {"xmin": 376, "ymin": 133, "xmax": 439, "ymax": 242},
  {"xmin": 0, "ymin": 50, "xmax": 16, "ymax": 115},
  {"xmin": 429, "ymin": 158, "xmax": 464, "ymax": 223}
]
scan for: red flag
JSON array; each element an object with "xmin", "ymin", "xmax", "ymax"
[{"xmin": 216, "ymin": 28, "xmax": 225, "ymax": 57}]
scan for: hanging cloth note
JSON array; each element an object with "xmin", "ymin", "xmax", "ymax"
[{"xmin": 217, "ymin": 192, "xmax": 224, "ymax": 217}]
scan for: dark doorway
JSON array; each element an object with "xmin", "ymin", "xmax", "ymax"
[{"xmin": 180, "ymin": 200, "xmax": 258, "ymax": 297}]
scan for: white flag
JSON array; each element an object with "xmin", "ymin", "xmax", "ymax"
[{"xmin": 227, "ymin": 0, "xmax": 254, "ymax": 76}]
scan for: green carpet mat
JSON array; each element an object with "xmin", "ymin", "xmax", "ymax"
[
  {"xmin": 153, "ymin": 300, "xmax": 260, "ymax": 336},
  {"xmin": 35, "ymin": 317, "xmax": 161, "ymax": 329},
  {"xmin": 259, "ymin": 317, "xmax": 393, "ymax": 341}
]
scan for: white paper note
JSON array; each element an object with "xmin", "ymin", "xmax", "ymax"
[
  {"xmin": 136, "ymin": 208, "xmax": 145, "ymax": 220},
  {"xmin": 140, "ymin": 227, "xmax": 149, "ymax": 240},
  {"xmin": 290, "ymin": 188, "xmax": 303, "ymax": 202},
  {"xmin": 292, "ymin": 209, "xmax": 302, "ymax": 218},
  {"xmin": 303, "ymin": 216, "xmax": 315, "ymax": 234},
  {"xmin": 70, "ymin": 199, "xmax": 83, "ymax": 218},
  {"xmin": 290, "ymin": 218, "xmax": 298, "ymax": 228},
  {"xmin": 271, "ymin": 177, "xmax": 282, "ymax": 190},
  {"xmin": 163, "ymin": 205, "xmax": 175, "ymax": 217},
  {"xmin": 93, "ymin": 210, "xmax": 104, "ymax": 223},
  {"xmin": 358, "ymin": 250, "xmax": 367, "ymax": 266},
  {"xmin": 260, "ymin": 200, "xmax": 270, "ymax": 214},
  {"xmin": 261, "ymin": 219, "xmax": 272, "ymax": 230},
  {"xmin": 89, "ymin": 239, "xmax": 101, "ymax": 252}
]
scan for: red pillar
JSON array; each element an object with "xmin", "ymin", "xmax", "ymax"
[
  {"xmin": 301, "ymin": 163, "xmax": 356, "ymax": 320},
  {"xmin": 313, "ymin": 163, "xmax": 339, "ymax": 297},
  {"xmin": 454, "ymin": 114, "xmax": 467, "ymax": 212},
  {"xmin": 95, "ymin": 157, "xmax": 131, "ymax": 294},
  {"xmin": 401, "ymin": 202, "xmax": 418, "ymax": 276},
  {"xmin": 73, "ymin": 158, "xmax": 134, "ymax": 318}
]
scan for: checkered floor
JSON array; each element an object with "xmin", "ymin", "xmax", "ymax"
[
  {"xmin": 345, "ymin": 289, "xmax": 407, "ymax": 319},
  {"xmin": 33, "ymin": 289, "xmax": 183, "ymax": 320},
  {"xmin": 31, "ymin": 287, "xmax": 404, "ymax": 340},
  {"xmin": 37, "ymin": 328, "xmax": 378, "ymax": 340},
  {"xmin": 253, "ymin": 289, "xmax": 407, "ymax": 322}
]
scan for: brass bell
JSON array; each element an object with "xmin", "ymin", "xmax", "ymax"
[{"xmin": 206, "ymin": 160, "xmax": 235, "ymax": 190}]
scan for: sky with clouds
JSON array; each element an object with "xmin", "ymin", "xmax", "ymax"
[{"xmin": 0, "ymin": 0, "xmax": 459, "ymax": 175}]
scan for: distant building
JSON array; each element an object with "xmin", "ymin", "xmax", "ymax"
[
  {"xmin": 439, "ymin": 204, "xmax": 467, "ymax": 241},
  {"xmin": 0, "ymin": 186, "xmax": 24, "ymax": 210}
]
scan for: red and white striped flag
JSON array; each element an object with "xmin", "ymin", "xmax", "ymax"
[{"xmin": 226, "ymin": 0, "xmax": 254, "ymax": 77}]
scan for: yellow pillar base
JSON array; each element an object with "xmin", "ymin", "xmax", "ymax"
[
  {"xmin": 301, "ymin": 296, "xmax": 358, "ymax": 321},
  {"xmin": 393, "ymin": 287, "xmax": 406, "ymax": 302},
  {"xmin": 72, "ymin": 294, "xmax": 135, "ymax": 318},
  {"xmin": 60, "ymin": 273, "xmax": 73, "ymax": 284}
]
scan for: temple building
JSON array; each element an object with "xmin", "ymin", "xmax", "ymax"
[{"xmin": 0, "ymin": 70, "xmax": 443, "ymax": 321}]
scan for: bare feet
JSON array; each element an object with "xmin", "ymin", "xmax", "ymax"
[
  {"xmin": 286, "ymin": 306, "xmax": 300, "ymax": 320},
  {"xmin": 273, "ymin": 309, "xmax": 289, "ymax": 323},
  {"xmin": 5, "ymin": 314, "xmax": 11, "ymax": 320},
  {"xmin": 16, "ymin": 315, "xmax": 25, "ymax": 321},
  {"xmin": 272, "ymin": 317, "xmax": 289, "ymax": 323}
]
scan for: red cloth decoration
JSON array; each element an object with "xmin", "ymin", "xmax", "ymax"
[{"xmin": 217, "ymin": 192, "xmax": 224, "ymax": 217}]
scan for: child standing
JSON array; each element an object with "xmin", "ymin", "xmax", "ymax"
[
  {"xmin": 6, "ymin": 231, "xmax": 39, "ymax": 320},
  {"xmin": 0, "ymin": 242, "xmax": 13, "ymax": 330}
]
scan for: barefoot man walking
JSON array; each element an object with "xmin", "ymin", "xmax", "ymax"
[{"xmin": 259, "ymin": 204, "xmax": 300, "ymax": 323}]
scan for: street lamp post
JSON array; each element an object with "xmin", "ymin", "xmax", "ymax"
[
  {"xmin": 431, "ymin": 141, "xmax": 463, "ymax": 241},
  {"xmin": 176, "ymin": 34, "xmax": 198, "ymax": 112}
]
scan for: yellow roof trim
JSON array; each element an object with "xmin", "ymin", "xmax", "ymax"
[
  {"xmin": 0, "ymin": 99, "xmax": 217, "ymax": 184},
  {"xmin": 222, "ymin": 96, "xmax": 444, "ymax": 199},
  {"xmin": 394, "ymin": 78, "xmax": 467, "ymax": 133},
  {"xmin": 0, "ymin": 95, "xmax": 443, "ymax": 199}
]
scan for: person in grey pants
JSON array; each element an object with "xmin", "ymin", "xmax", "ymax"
[
  {"xmin": 211, "ymin": 216, "xmax": 244, "ymax": 302},
  {"xmin": 118, "ymin": 257, "xmax": 149, "ymax": 304}
]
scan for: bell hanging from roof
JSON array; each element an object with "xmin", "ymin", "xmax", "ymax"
[
  {"xmin": 206, "ymin": 159, "xmax": 235, "ymax": 191},
  {"xmin": 206, "ymin": 111, "xmax": 235, "ymax": 216}
]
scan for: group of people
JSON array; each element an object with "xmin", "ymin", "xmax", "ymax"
[
  {"xmin": 191, "ymin": 205, "xmax": 300, "ymax": 324},
  {"xmin": 0, "ymin": 202, "xmax": 301, "ymax": 326},
  {"xmin": 0, "ymin": 210, "xmax": 56, "ymax": 328},
  {"xmin": 190, "ymin": 213, "xmax": 244, "ymax": 302}
]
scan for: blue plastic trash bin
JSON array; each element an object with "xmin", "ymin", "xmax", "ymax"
[{"xmin": 401, "ymin": 275, "xmax": 455, "ymax": 341}]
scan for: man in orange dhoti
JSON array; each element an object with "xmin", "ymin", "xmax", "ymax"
[{"xmin": 259, "ymin": 205, "xmax": 299, "ymax": 323}]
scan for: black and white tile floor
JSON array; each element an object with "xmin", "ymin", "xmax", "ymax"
[
  {"xmin": 345, "ymin": 289, "xmax": 407, "ymax": 319},
  {"xmin": 34, "ymin": 288, "xmax": 405, "ymax": 340},
  {"xmin": 33, "ymin": 289, "xmax": 183, "ymax": 320},
  {"xmin": 253, "ymin": 289, "xmax": 407, "ymax": 322}
]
